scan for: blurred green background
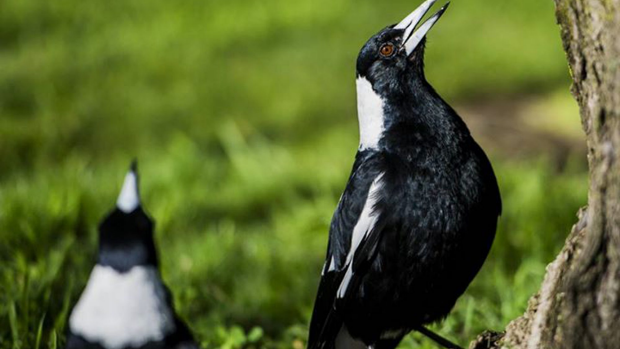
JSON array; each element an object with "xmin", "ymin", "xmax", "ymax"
[{"xmin": 0, "ymin": 0, "xmax": 587, "ymax": 348}]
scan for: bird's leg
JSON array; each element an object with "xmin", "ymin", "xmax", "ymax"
[{"xmin": 413, "ymin": 326, "xmax": 463, "ymax": 349}]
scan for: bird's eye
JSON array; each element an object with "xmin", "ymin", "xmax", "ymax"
[{"xmin": 380, "ymin": 43, "xmax": 395, "ymax": 57}]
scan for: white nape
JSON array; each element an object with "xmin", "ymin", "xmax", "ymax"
[
  {"xmin": 356, "ymin": 77, "xmax": 386, "ymax": 151},
  {"xmin": 116, "ymin": 170, "xmax": 140, "ymax": 213},
  {"xmin": 69, "ymin": 265, "xmax": 175, "ymax": 349},
  {"xmin": 337, "ymin": 174, "xmax": 383, "ymax": 298}
]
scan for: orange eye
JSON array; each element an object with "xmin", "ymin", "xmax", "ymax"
[{"xmin": 380, "ymin": 43, "xmax": 395, "ymax": 57}]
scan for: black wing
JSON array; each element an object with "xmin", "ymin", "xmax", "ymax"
[{"xmin": 307, "ymin": 152, "xmax": 386, "ymax": 349}]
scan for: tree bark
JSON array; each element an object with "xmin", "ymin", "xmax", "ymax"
[{"xmin": 470, "ymin": 1, "xmax": 620, "ymax": 348}]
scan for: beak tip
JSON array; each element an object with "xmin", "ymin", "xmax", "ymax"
[
  {"xmin": 394, "ymin": 0, "xmax": 438, "ymax": 30},
  {"xmin": 130, "ymin": 159, "xmax": 138, "ymax": 174}
]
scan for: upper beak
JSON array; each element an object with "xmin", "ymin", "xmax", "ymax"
[{"xmin": 395, "ymin": 0, "xmax": 450, "ymax": 56}]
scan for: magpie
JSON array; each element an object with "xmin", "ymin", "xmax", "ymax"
[
  {"xmin": 307, "ymin": 1, "xmax": 501, "ymax": 348},
  {"xmin": 66, "ymin": 162, "xmax": 199, "ymax": 349}
]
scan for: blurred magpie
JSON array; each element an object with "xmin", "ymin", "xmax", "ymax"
[
  {"xmin": 307, "ymin": 1, "xmax": 501, "ymax": 348},
  {"xmin": 66, "ymin": 162, "xmax": 198, "ymax": 349}
]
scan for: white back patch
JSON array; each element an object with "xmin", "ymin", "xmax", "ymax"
[
  {"xmin": 356, "ymin": 77, "xmax": 385, "ymax": 151},
  {"xmin": 69, "ymin": 265, "xmax": 175, "ymax": 349},
  {"xmin": 117, "ymin": 171, "xmax": 140, "ymax": 213},
  {"xmin": 337, "ymin": 174, "xmax": 383, "ymax": 298}
]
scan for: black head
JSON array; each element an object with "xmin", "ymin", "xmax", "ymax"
[
  {"xmin": 97, "ymin": 161, "xmax": 158, "ymax": 272},
  {"xmin": 356, "ymin": 0, "xmax": 449, "ymax": 94}
]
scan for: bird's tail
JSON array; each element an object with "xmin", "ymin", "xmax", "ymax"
[{"xmin": 307, "ymin": 272, "xmax": 345, "ymax": 349}]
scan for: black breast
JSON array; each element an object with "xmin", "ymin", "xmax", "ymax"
[{"xmin": 343, "ymin": 137, "xmax": 501, "ymax": 342}]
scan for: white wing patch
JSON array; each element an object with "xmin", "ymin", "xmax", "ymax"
[
  {"xmin": 337, "ymin": 174, "xmax": 384, "ymax": 298},
  {"xmin": 117, "ymin": 170, "xmax": 140, "ymax": 213},
  {"xmin": 321, "ymin": 256, "xmax": 338, "ymax": 276},
  {"xmin": 356, "ymin": 77, "xmax": 385, "ymax": 151},
  {"xmin": 69, "ymin": 265, "xmax": 175, "ymax": 349},
  {"xmin": 328, "ymin": 256, "xmax": 337, "ymax": 272}
]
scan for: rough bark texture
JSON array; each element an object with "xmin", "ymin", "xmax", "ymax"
[{"xmin": 470, "ymin": 1, "xmax": 620, "ymax": 348}]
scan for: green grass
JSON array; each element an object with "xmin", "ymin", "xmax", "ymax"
[
  {"xmin": 0, "ymin": 136, "xmax": 587, "ymax": 348},
  {"xmin": 0, "ymin": 0, "xmax": 585, "ymax": 348}
]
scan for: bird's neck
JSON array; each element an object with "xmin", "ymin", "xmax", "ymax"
[
  {"xmin": 356, "ymin": 75, "xmax": 468, "ymax": 153},
  {"xmin": 98, "ymin": 237, "xmax": 159, "ymax": 272}
]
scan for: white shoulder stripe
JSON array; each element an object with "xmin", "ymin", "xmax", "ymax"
[{"xmin": 337, "ymin": 174, "xmax": 384, "ymax": 298}]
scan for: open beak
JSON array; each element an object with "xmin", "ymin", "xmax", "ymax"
[{"xmin": 394, "ymin": 0, "xmax": 450, "ymax": 56}]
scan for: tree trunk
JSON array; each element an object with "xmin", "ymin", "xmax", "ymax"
[{"xmin": 470, "ymin": 1, "xmax": 620, "ymax": 348}]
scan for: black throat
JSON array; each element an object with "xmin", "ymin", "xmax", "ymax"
[
  {"xmin": 97, "ymin": 208, "xmax": 159, "ymax": 272},
  {"xmin": 380, "ymin": 77, "xmax": 471, "ymax": 156}
]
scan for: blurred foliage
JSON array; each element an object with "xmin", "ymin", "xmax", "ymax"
[
  {"xmin": 0, "ymin": 0, "xmax": 586, "ymax": 348},
  {"xmin": 0, "ymin": 0, "xmax": 568, "ymax": 174}
]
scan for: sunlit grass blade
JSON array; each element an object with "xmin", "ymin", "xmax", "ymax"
[
  {"xmin": 8, "ymin": 301, "xmax": 19, "ymax": 349},
  {"xmin": 35, "ymin": 313, "xmax": 46, "ymax": 349},
  {"xmin": 49, "ymin": 330, "xmax": 57, "ymax": 349}
]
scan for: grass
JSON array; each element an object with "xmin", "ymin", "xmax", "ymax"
[
  {"xmin": 0, "ymin": 0, "xmax": 586, "ymax": 348},
  {"xmin": 0, "ymin": 133, "xmax": 587, "ymax": 348}
]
